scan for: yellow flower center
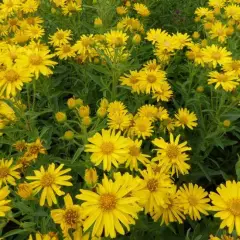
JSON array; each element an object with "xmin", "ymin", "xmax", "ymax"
[
  {"xmin": 137, "ymin": 123, "xmax": 147, "ymax": 132},
  {"xmin": 56, "ymin": 32, "xmax": 65, "ymax": 40},
  {"xmin": 130, "ymin": 76, "xmax": 139, "ymax": 84},
  {"xmin": 231, "ymin": 62, "xmax": 240, "ymax": 70},
  {"xmin": 115, "ymin": 37, "xmax": 124, "ymax": 46},
  {"xmin": 64, "ymin": 209, "xmax": 79, "ymax": 226},
  {"xmin": 147, "ymin": 178, "xmax": 158, "ymax": 192},
  {"xmin": 188, "ymin": 195, "xmax": 198, "ymax": 206},
  {"xmin": 29, "ymin": 54, "xmax": 43, "ymax": 65},
  {"xmin": 28, "ymin": 145, "xmax": 41, "ymax": 155},
  {"xmin": 217, "ymin": 74, "xmax": 228, "ymax": 82},
  {"xmin": 4, "ymin": 69, "xmax": 19, "ymax": 82},
  {"xmin": 179, "ymin": 115, "xmax": 189, "ymax": 124},
  {"xmin": 211, "ymin": 52, "xmax": 221, "ymax": 60},
  {"xmin": 100, "ymin": 193, "xmax": 117, "ymax": 211},
  {"xmin": 228, "ymin": 199, "xmax": 240, "ymax": 216},
  {"xmin": 129, "ymin": 145, "xmax": 140, "ymax": 157},
  {"xmin": 26, "ymin": 18, "xmax": 36, "ymax": 25},
  {"xmin": 62, "ymin": 45, "xmax": 71, "ymax": 53},
  {"xmin": 0, "ymin": 167, "xmax": 9, "ymax": 178},
  {"xmin": 101, "ymin": 141, "xmax": 114, "ymax": 155},
  {"xmin": 147, "ymin": 74, "xmax": 157, "ymax": 83},
  {"xmin": 166, "ymin": 144, "xmax": 180, "ymax": 159},
  {"xmin": 9, "ymin": 19, "xmax": 18, "ymax": 26},
  {"xmin": 40, "ymin": 173, "xmax": 55, "ymax": 187}
]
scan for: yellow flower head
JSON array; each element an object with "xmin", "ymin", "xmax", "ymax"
[
  {"xmin": 105, "ymin": 30, "xmax": 128, "ymax": 47},
  {"xmin": 178, "ymin": 183, "xmax": 210, "ymax": 220},
  {"xmin": 17, "ymin": 182, "xmax": 33, "ymax": 199},
  {"xmin": 133, "ymin": 117, "xmax": 153, "ymax": 139},
  {"xmin": 28, "ymin": 232, "xmax": 58, "ymax": 240},
  {"xmin": 26, "ymin": 163, "xmax": 72, "ymax": 206},
  {"xmin": 107, "ymin": 101, "xmax": 127, "ymax": 115},
  {"xmin": 13, "ymin": 140, "xmax": 26, "ymax": 152},
  {"xmin": 55, "ymin": 44, "xmax": 76, "ymax": 60},
  {"xmin": 49, "ymin": 29, "xmax": 72, "ymax": 47},
  {"xmin": 84, "ymin": 168, "xmax": 98, "ymax": 186},
  {"xmin": 175, "ymin": 108, "xmax": 198, "ymax": 130},
  {"xmin": 26, "ymin": 138, "xmax": 46, "ymax": 159},
  {"xmin": 120, "ymin": 70, "xmax": 141, "ymax": 93},
  {"xmin": 133, "ymin": 3, "xmax": 150, "ymax": 17},
  {"xmin": 0, "ymin": 158, "xmax": 21, "ymax": 187},
  {"xmin": 146, "ymin": 29, "xmax": 168, "ymax": 45},
  {"xmin": 125, "ymin": 139, "xmax": 150, "ymax": 171},
  {"xmin": 152, "ymin": 134, "xmax": 191, "ymax": 177},
  {"xmin": 0, "ymin": 186, "xmax": 11, "ymax": 217},
  {"xmin": 85, "ymin": 129, "xmax": 130, "ymax": 171},
  {"xmin": 22, "ymin": 0, "xmax": 40, "ymax": 14},
  {"xmin": 51, "ymin": 194, "xmax": 83, "ymax": 236},
  {"xmin": 137, "ymin": 104, "xmax": 158, "ymax": 122},
  {"xmin": 152, "ymin": 82, "xmax": 173, "ymax": 102},
  {"xmin": 210, "ymin": 180, "xmax": 240, "ymax": 236},
  {"xmin": 76, "ymin": 174, "xmax": 142, "ymax": 238},
  {"xmin": 107, "ymin": 111, "xmax": 131, "ymax": 131},
  {"xmin": 209, "ymin": 21, "xmax": 227, "ymax": 43}
]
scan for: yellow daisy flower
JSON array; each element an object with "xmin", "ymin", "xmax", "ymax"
[
  {"xmin": 152, "ymin": 185, "xmax": 185, "ymax": 225},
  {"xmin": 135, "ymin": 166, "xmax": 173, "ymax": 214},
  {"xmin": 26, "ymin": 163, "xmax": 72, "ymax": 206},
  {"xmin": 222, "ymin": 60, "xmax": 240, "ymax": 77},
  {"xmin": 125, "ymin": 139, "xmax": 150, "ymax": 171},
  {"xmin": 178, "ymin": 183, "xmax": 210, "ymax": 220},
  {"xmin": 137, "ymin": 104, "xmax": 158, "ymax": 122},
  {"xmin": 16, "ymin": 48, "xmax": 57, "ymax": 79},
  {"xmin": 51, "ymin": 194, "xmax": 83, "ymax": 237},
  {"xmin": 0, "ymin": 158, "xmax": 21, "ymax": 187},
  {"xmin": 146, "ymin": 29, "xmax": 168, "ymax": 44},
  {"xmin": 107, "ymin": 101, "xmax": 127, "ymax": 115},
  {"xmin": 152, "ymin": 82, "xmax": 173, "ymax": 102},
  {"xmin": 119, "ymin": 70, "xmax": 141, "ymax": 93},
  {"xmin": 26, "ymin": 138, "xmax": 47, "ymax": 159},
  {"xmin": 152, "ymin": 134, "xmax": 191, "ymax": 177},
  {"xmin": 133, "ymin": 117, "xmax": 153, "ymax": 139},
  {"xmin": 107, "ymin": 112, "xmax": 131, "ymax": 131},
  {"xmin": 0, "ymin": 64, "xmax": 32, "ymax": 98},
  {"xmin": 62, "ymin": 2, "xmax": 81, "ymax": 16},
  {"xmin": 26, "ymin": 25, "xmax": 45, "ymax": 40},
  {"xmin": 105, "ymin": 30, "xmax": 128, "ymax": 47},
  {"xmin": 49, "ymin": 29, "xmax": 72, "ymax": 47},
  {"xmin": 175, "ymin": 108, "xmax": 198, "ymax": 130},
  {"xmin": 85, "ymin": 129, "xmax": 130, "ymax": 171},
  {"xmin": 0, "ymin": 186, "xmax": 11, "ymax": 217},
  {"xmin": 133, "ymin": 3, "xmax": 150, "ymax": 17},
  {"xmin": 143, "ymin": 59, "xmax": 161, "ymax": 71},
  {"xmin": 202, "ymin": 45, "xmax": 232, "ymax": 68},
  {"xmin": 22, "ymin": 0, "xmax": 40, "ymax": 14},
  {"xmin": 76, "ymin": 174, "xmax": 142, "ymax": 238},
  {"xmin": 209, "ymin": 180, "xmax": 240, "ymax": 236},
  {"xmin": 28, "ymin": 232, "xmax": 58, "ymax": 240},
  {"xmin": 209, "ymin": 21, "xmax": 228, "ymax": 43},
  {"xmin": 208, "ymin": 71, "xmax": 239, "ymax": 91},
  {"xmin": 157, "ymin": 106, "xmax": 169, "ymax": 121},
  {"xmin": 55, "ymin": 44, "xmax": 76, "ymax": 60}
]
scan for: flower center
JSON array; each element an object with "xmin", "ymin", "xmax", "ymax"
[
  {"xmin": 188, "ymin": 195, "xmax": 198, "ymax": 206},
  {"xmin": 137, "ymin": 123, "xmax": 147, "ymax": 132},
  {"xmin": 29, "ymin": 54, "xmax": 43, "ymax": 65},
  {"xmin": 179, "ymin": 115, "xmax": 189, "ymax": 124},
  {"xmin": 28, "ymin": 145, "xmax": 40, "ymax": 155},
  {"xmin": 231, "ymin": 62, "xmax": 240, "ymax": 70},
  {"xmin": 129, "ymin": 145, "xmax": 140, "ymax": 157},
  {"xmin": 101, "ymin": 141, "xmax": 114, "ymax": 155},
  {"xmin": 0, "ymin": 167, "xmax": 9, "ymax": 178},
  {"xmin": 9, "ymin": 19, "xmax": 18, "ymax": 26},
  {"xmin": 100, "ymin": 193, "xmax": 117, "ymax": 211},
  {"xmin": 212, "ymin": 52, "xmax": 221, "ymax": 60},
  {"xmin": 56, "ymin": 32, "xmax": 65, "ymax": 40},
  {"xmin": 166, "ymin": 144, "xmax": 180, "ymax": 159},
  {"xmin": 228, "ymin": 199, "xmax": 240, "ymax": 216},
  {"xmin": 40, "ymin": 173, "xmax": 55, "ymax": 187},
  {"xmin": 130, "ymin": 76, "xmax": 139, "ymax": 84},
  {"xmin": 218, "ymin": 74, "xmax": 228, "ymax": 82},
  {"xmin": 62, "ymin": 45, "xmax": 71, "ymax": 53},
  {"xmin": 115, "ymin": 37, "xmax": 124, "ymax": 46},
  {"xmin": 64, "ymin": 209, "xmax": 79, "ymax": 226},
  {"xmin": 147, "ymin": 74, "xmax": 157, "ymax": 83},
  {"xmin": 4, "ymin": 69, "xmax": 19, "ymax": 82},
  {"xmin": 147, "ymin": 179, "xmax": 158, "ymax": 192}
]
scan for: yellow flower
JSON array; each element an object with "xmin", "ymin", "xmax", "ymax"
[
  {"xmin": 152, "ymin": 82, "xmax": 173, "ymax": 102},
  {"xmin": 94, "ymin": 17, "xmax": 102, "ymax": 27},
  {"xmin": 120, "ymin": 70, "xmax": 141, "ymax": 93},
  {"xmin": 125, "ymin": 139, "xmax": 150, "ymax": 171},
  {"xmin": 0, "ymin": 158, "xmax": 21, "ymax": 187},
  {"xmin": 55, "ymin": 112, "xmax": 67, "ymax": 123},
  {"xmin": 55, "ymin": 44, "xmax": 76, "ymax": 60},
  {"xmin": 26, "ymin": 138, "xmax": 46, "ymax": 159},
  {"xmin": 152, "ymin": 134, "xmax": 191, "ymax": 177},
  {"xmin": 133, "ymin": 3, "xmax": 150, "ymax": 17},
  {"xmin": 26, "ymin": 25, "xmax": 45, "ymax": 40},
  {"xmin": 67, "ymin": 97, "xmax": 77, "ymax": 109},
  {"xmin": 175, "ymin": 108, "xmax": 198, "ymax": 130},
  {"xmin": 84, "ymin": 168, "xmax": 98, "ymax": 186},
  {"xmin": 178, "ymin": 183, "xmax": 210, "ymax": 220},
  {"xmin": 0, "ymin": 186, "xmax": 11, "ymax": 217},
  {"xmin": 13, "ymin": 140, "xmax": 26, "ymax": 152},
  {"xmin": 146, "ymin": 28, "xmax": 168, "ymax": 45},
  {"xmin": 76, "ymin": 174, "xmax": 142, "ymax": 238},
  {"xmin": 64, "ymin": 130, "xmax": 75, "ymax": 140},
  {"xmin": 133, "ymin": 117, "xmax": 153, "ymax": 139},
  {"xmin": 107, "ymin": 112, "xmax": 131, "ymax": 131},
  {"xmin": 107, "ymin": 101, "xmax": 127, "ymax": 115},
  {"xmin": 22, "ymin": 0, "xmax": 40, "ymax": 14},
  {"xmin": 202, "ymin": 45, "xmax": 232, "ymax": 68},
  {"xmin": 16, "ymin": 48, "xmax": 57, "ymax": 79},
  {"xmin": 143, "ymin": 59, "xmax": 161, "ymax": 71},
  {"xmin": 17, "ymin": 182, "xmax": 33, "ymax": 199},
  {"xmin": 208, "ymin": 71, "xmax": 239, "ymax": 91},
  {"xmin": 172, "ymin": 32, "xmax": 191, "ymax": 49},
  {"xmin": 137, "ymin": 104, "xmax": 158, "ymax": 122},
  {"xmin": 85, "ymin": 129, "xmax": 130, "ymax": 171},
  {"xmin": 152, "ymin": 185, "xmax": 185, "ymax": 225},
  {"xmin": 105, "ymin": 30, "xmax": 128, "ymax": 47},
  {"xmin": 51, "ymin": 194, "xmax": 82, "ymax": 237},
  {"xmin": 116, "ymin": 6, "xmax": 128, "ymax": 15},
  {"xmin": 26, "ymin": 163, "xmax": 72, "ymax": 206},
  {"xmin": 28, "ymin": 232, "xmax": 58, "ymax": 240},
  {"xmin": 0, "ymin": 0, "xmax": 21, "ymax": 17},
  {"xmin": 209, "ymin": 180, "xmax": 240, "ymax": 236},
  {"xmin": 209, "ymin": 21, "xmax": 227, "ymax": 43},
  {"xmin": 157, "ymin": 106, "xmax": 169, "ymax": 121},
  {"xmin": 79, "ymin": 105, "xmax": 90, "ymax": 117},
  {"xmin": 49, "ymin": 29, "xmax": 72, "ymax": 47},
  {"xmin": 138, "ymin": 69, "xmax": 167, "ymax": 94},
  {"xmin": 222, "ymin": 60, "xmax": 240, "ymax": 77},
  {"xmin": 0, "ymin": 64, "xmax": 32, "ymax": 98},
  {"xmin": 61, "ymin": 1, "xmax": 82, "ymax": 16},
  {"xmin": 135, "ymin": 166, "xmax": 173, "ymax": 214}
]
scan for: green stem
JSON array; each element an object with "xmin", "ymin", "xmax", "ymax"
[
  {"xmin": 8, "ymin": 218, "xmax": 22, "ymax": 227},
  {"xmin": 32, "ymin": 78, "xmax": 37, "ymax": 111}
]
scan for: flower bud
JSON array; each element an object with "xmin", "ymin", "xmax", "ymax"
[
  {"xmin": 82, "ymin": 116, "xmax": 92, "ymax": 127},
  {"xmin": 192, "ymin": 32, "xmax": 200, "ymax": 39},
  {"xmin": 64, "ymin": 130, "xmax": 74, "ymax": 140},
  {"xmin": 79, "ymin": 105, "xmax": 90, "ymax": 118},
  {"xmin": 94, "ymin": 17, "xmax": 103, "ymax": 27},
  {"xmin": 196, "ymin": 86, "xmax": 204, "ymax": 93},
  {"xmin": 223, "ymin": 120, "xmax": 231, "ymax": 127},
  {"xmin": 75, "ymin": 98, "xmax": 83, "ymax": 107},
  {"xmin": 67, "ymin": 98, "xmax": 76, "ymax": 109},
  {"xmin": 100, "ymin": 98, "xmax": 109, "ymax": 108},
  {"xmin": 132, "ymin": 34, "xmax": 141, "ymax": 44},
  {"xmin": 55, "ymin": 112, "xmax": 67, "ymax": 123},
  {"xmin": 17, "ymin": 183, "xmax": 33, "ymax": 199},
  {"xmin": 97, "ymin": 107, "xmax": 107, "ymax": 118},
  {"xmin": 84, "ymin": 168, "xmax": 98, "ymax": 186}
]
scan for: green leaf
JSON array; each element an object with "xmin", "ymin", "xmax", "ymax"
[
  {"xmin": 71, "ymin": 146, "xmax": 84, "ymax": 163},
  {"xmin": 1, "ymin": 229, "xmax": 29, "ymax": 238}
]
